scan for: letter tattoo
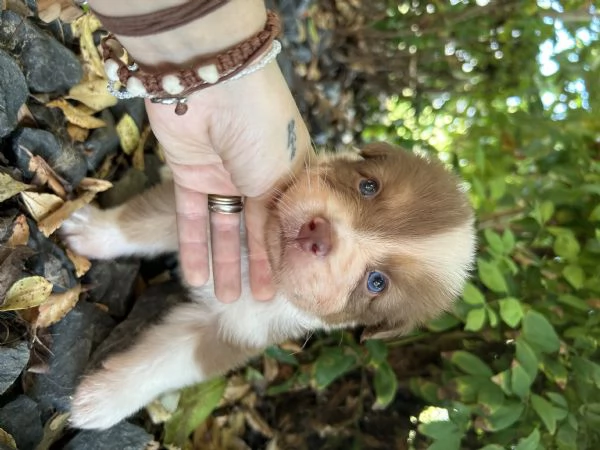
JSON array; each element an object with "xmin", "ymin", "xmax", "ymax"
[{"xmin": 287, "ymin": 119, "xmax": 296, "ymax": 161}]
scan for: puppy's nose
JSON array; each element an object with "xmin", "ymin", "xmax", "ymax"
[{"xmin": 296, "ymin": 217, "xmax": 331, "ymax": 256}]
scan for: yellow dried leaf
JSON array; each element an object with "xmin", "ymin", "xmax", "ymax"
[
  {"xmin": 67, "ymin": 79, "xmax": 118, "ymax": 111},
  {"xmin": 0, "ymin": 276, "xmax": 53, "ymax": 311},
  {"xmin": 66, "ymin": 123, "xmax": 90, "ymax": 142},
  {"xmin": 0, "ymin": 172, "xmax": 32, "ymax": 202},
  {"xmin": 46, "ymin": 99, "xmax": 106, "ymax": 129},
  {"xmin": 0, "ymin": 428, "xmax": 16, "ymax": 450},
  {"xmin": 132, "ymin": 126, "xmax": 152, "ymax": 170},
  {"xmin": 66, "ymin": 249, "xmax": 92, "ymax": 278},
  {"xmin": 38, "ymin": 2, "xmax": 61, "ymax": 23},
  {"xmin": 6, "ymin": 215, "xmax": 30, "ymax": 248},
  {"xmin": 77, "ymin": 14, "xmax": 105, "ymax": 78},
  {"xmin": 36, "ymin": 284, "xmax": 82, "ymax": 328},
  {"xmin": 71, "ymin": 12, "xmax": 102, "ymax": 38},
  {"xmin": 78, "ymin": 177, "xmax": 113, "ymax": 193},
  {"xmin": 38, "ymin": 190, "xmax": 96, "ymax": 237},
  {"xmin": 20, "ymin": 192, "xmax": 63, "ymax": 221},
  {"xmin": 116, "ymin": 113, "xmax": 140, "ymax": 155},
  {"xmin": 26, "ymin": 153, "xmax": 67, "ymax": 199}
]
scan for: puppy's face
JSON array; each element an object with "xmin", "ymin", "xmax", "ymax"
[{"xmin": 265, "ymin": 142, "xmax": 476, "ymax": 340}]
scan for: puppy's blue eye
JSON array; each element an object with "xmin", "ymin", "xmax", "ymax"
[
  {"xmin": 359, "ymin": 179, "xmax": 379, "ymax": 197},
  {"xmin": 367, "ymin": 271, "xmax": 387, "ymax": 293}
]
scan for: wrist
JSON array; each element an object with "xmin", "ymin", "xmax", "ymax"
[{"xmin": 89, "ymin": 0, "xmax": 267, "ymax": 66}]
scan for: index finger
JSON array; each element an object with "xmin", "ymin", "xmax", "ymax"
[{"xmin": 174, "ymin": 184, "xmax": 210, "ymax": 287}]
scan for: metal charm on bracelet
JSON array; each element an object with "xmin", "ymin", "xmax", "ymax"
[{"xmin": 207, "ymin": 195, "xmax": 244, "ymax": 214}]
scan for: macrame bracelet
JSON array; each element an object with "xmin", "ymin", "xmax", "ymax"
[
  {"xmin": 100, "ymin": 10, "xmax": 281, "ymax": 115},
  {"xmin": 90, "ymin": 0, "xmax": 231, "ymax": 37}
]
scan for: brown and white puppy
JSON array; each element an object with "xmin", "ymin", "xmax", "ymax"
[{"xmin": 60, "ymin": 142, "xmax": 476, "ymax": 430}]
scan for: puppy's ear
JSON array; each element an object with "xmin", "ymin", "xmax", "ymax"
[
  {"xmin": 360, "ymin": 319, "xmax": 413, "ymax": 342},
  {"xmin": 359, "ymin": 142, "xmax": 397, "ymax": 160}
]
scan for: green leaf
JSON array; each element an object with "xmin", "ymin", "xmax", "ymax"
[
  {"xmin": 502, "ymin": 229, "xmax": 516, "ymax": 253},
  {"xmin": 448, "ymin": 351, "xmax": 493, "ymax": 377},
  {"xmin": 553, "ymin": 232, "xmax": 580, "ymax": 260},
  {"xmin": 464, "ymin": 308, "xmax": 486, "ymax": 331},
  {"xmin": 498, "ymin": 297, "xmax": 524, "ymax": 328},
  {"xmin": 557, "ymin": 294, "xmax": 590, "ymax": 312},
  {"xmin": 418, "ymin": 420, "xmax": 461, "ymax": 441},
  {"xmin": 484, "ymin": 402, "xmax": 524, "ymax": 431},
  {"xmin": 522, "ymin": 310, "xmax": 561, "ymax": 354},
  {"xmin": 491, "ymin": 369, "xmax": 512, "ymax": 396},
  {"xmin": 556, "ymin": 423, "xmax": 578, "ymax": 450},
  {"xmin": 462, "ymin": 282, "xmax": 486, "ymax": 305},
  {"xmin": 426, "ymin": 313, "xmax": 461, "ymax": 332},
  {"xmin": 534, "ymin": 200, "xmax": 554, "ymax": 225},
  {"xmin": 478, "ymin": 259, "xmax": 509, "ymax": 293},
  {"xmin": 531, "ymin": 393, "xmax": 557, "ymax": 434},
  {"xmin": 489, "ymin": 178, "xmax": 506, "ymax": 201},
  {"xmin": 477, "ymin": 381, "xmax": 505, "ymax": 414},
  {"xmin": 546, "ymin": 392, "xmax": 568, "ymax": 408},
  {"xmin": 479, "ymin": 446, "xmax": 504, "ymax": 450},
  {"xmin": 373, "ymin": 360, "xmax": 398, "ymax": 409},
  {"xmin": 312, "ymin": 347, "xmax": 357, "ymax": 390},
  {"xmin": 562, "ymin": 265, "xmax": 585, "ymax": 289},
  {"xmin": 365, "ymin": 339, "xmax": 388, "ymax": 364},
  {"xmin": 511, "ymin": 364, "xmax": 533, "ymax": 400},
  {"xmin": 486, "ymin": 306, "xmax": 499, "ymax": 328},
  {"xmin": 264, "ymin": 346, "xmax": 299, "ymax": 366},
  {"xmin": 515, "ymin": 338, "xmax": 538, "ymax": 380},
  {"xmin": 485, "ymin": 229, "xmax": 505, "ymax": 254},
  {"xmin": 163, "ymin": 377, "xmax": 227, "ymax": 446},
  {"xmin": 428, "ymin": 437, "xmax": 462, "ymax": 450},
  {"xmin": 515, "ymin": 427, "xmax": 541, "ymax": 450},
  {"xmin": 589, "ymin": 203, "xmax": 600, "ymax": 221}
]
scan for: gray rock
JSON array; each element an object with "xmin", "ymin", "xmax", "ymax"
[
  {"xmin": 88, "ymin": 282, "xmax": 183, "ymax": 369},
  {"xmin": 80, "ymin": 110, "xmax": 120, "ymax": 172},
  {"xmin": 0, "ymin": 395, "xmax": 44, "ymax": 450},
  {"xmin": 10, "ymin": 127, "xmax": 88, "ymax": 187},
  {"xmin": 26, "ymin": 302, "xmax": 115, "ymax": 414},
  {"xmin": 0, "ymin": 340, "xmax": 29, "ymax": 394},
  {"xmin": 83, "ymin": 259, "xmax": 141, "ymax": 319},
  {"xmin": 0, "ymin": 10, "xmax": 82, "ymax": 93},
  {"xmin": 0, "ymin": 50, "xmax": 28, "ymax": 138},
  {"xmin": 64, "ymin": 421, "xmax": 154, "ymax": 450}
]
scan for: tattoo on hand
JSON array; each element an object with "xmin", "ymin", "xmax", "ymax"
[{"xmin": 287, "ymin": 119, "xmax": 297, "ymax": 161}]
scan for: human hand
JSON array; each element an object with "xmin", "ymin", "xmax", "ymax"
[{"xmin": 146, "ymin": 62, "xmax": 310, "ymax": 302}]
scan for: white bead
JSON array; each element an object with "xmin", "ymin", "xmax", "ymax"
[
  {"xmin": 103, "ymin": 59, "xmax": 120, "ymax": 82},
  {"xmin": 161, "ymin": 74, "xmax": 184, "ymax": 95},
  {"xmin": 196, "ymin": 64, "xmax": 219, "ymax": 83},
  {"xmin": 125, "ymin": 76, "xmax": 147, "ymax": 96}
]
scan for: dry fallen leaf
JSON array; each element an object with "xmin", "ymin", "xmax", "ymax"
[
  {"xmin": 46, "ymin": 99, "xmax": 106, "ymax": 129},
  {"xmin": 38, "ymin": 190, "xmax": 96, "ymax": 237},
  {"xmin": 66, "ymin": 249, "xmax": 92, "ymax": 278},
  {"xmin": 78, "ymin": 177, "xmax": 113, "ymax": 193},
  {"xmin": 116, "ymin": 113, "xmax": 141, "ymax": 155},
  {"xmin": 20, "ymin": 191, "xmax": 64, "ymax": 221},
  {"xmin": 59, "ymin": 5, "xmax": 84, "ymax": 23},
  {"xmin": 6, "ymin": 214, "xmax": 30, "ymax": 248},
  {"xmin": 73, "ymin": 13, "xmax": 105, "ymax": 78},
  {"xmin": 0, "ymin": 172, "xmax": 32, "ymax": 203},
  {"xmin": 36, "ymin": 284, "xmax": 82, "ymax": 328},
  {"xmin": 0, "ymin": 276, "xmax": 53, "ymax": 311},
  {"xmin": 66, "ymin": 123, "xmax": 90, "ymax": 142},
  {"xmin": 67, "ymin": 79, "xmax": 118, "ymax": 111},
  {"xmin": 38, "ymin": 2, "xmax": 61, "ymax": 23},
  {"xmin": 26, "ymin": 152, "xmax": 68, "ymax": 199},
  {"xmin": 0, "ymin": 428, "xmax": 17, "ymax": 450},
  {"xmin": 132, "ymin": 125, "xmax": 152, "ymax": 170}
]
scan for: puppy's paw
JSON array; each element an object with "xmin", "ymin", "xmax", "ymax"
[
  {"xmin": 60, "ymin": 205, "xmax": 126, "ymax": 260},
  {"xmin": 70, "ymin": 368, "xmax": 143, "ymax": 430}
]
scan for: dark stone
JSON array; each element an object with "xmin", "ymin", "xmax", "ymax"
[
  {"xmin": 0, "ymin": 10, "xmax": 82, "ymax": 93},
  {"xmin": 0, "ymin": 50, "xmax": 28, "ymax": 138},
  {"xmin": 63, "ymin": 421, "xmax": 154, "ymax": 450},
  {"xmin": 88, "ymin": 282, "xmax": 183, "ymax": 369},
  {"xmin": 79, "ymin": 110, "xmax": 120, "ymax": 172},
  {"xmin": 83, "ymin": 259, "xmax": 140, "ymax": 320},
  {"xmin": 0, "ymin": 395, "xmax": 44, "ymax": 450},
  {"xmin": 26, "ymin": 218, "xmax": 78, "ymax": 293},
  {"xmin": 10, "ymin": 127, "xmax": 88, "ymax": 186},
  {"xmin": 26, "ymin": 301, "xmax": 115, "ymax": 415},
  {"xmin": 0, "ymin": 340, "xmax": 29, "ymax": 395},
  {"xmin": 110, "ymin": 98, "xmax": 147, "ymax": 131},
  {"xmin": 97, "ymin": 168, "xmax": 148, "ymax": 208}
]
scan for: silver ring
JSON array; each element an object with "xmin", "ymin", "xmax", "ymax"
[{"xmin": 207, "ymin": 195, "xmax": 244, "ymax": 214}]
